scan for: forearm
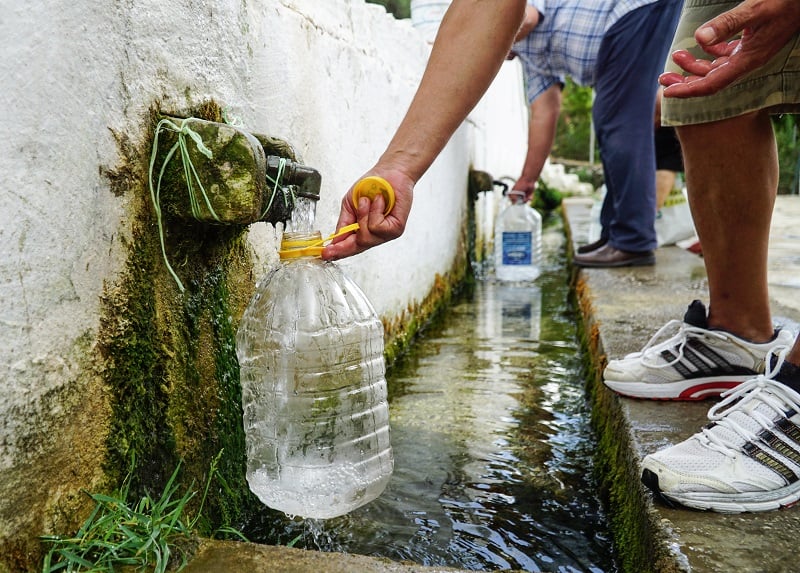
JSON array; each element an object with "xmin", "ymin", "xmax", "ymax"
[
  {"xmin": 514, "ymin": 5, "xmax": 540, "ymax": 42},
  {"xmin": 519, "ymin": 85, "xmax": 562, "ymax": 185},
  {"xmin": 377, "ymin": 0, "xmax": 527, "ymax": 182}
]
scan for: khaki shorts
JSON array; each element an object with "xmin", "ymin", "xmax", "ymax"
[{"xmin": 661, "ymin": 0, "xmax": 800, "ymax": 126}]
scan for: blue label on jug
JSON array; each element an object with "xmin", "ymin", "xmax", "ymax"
[{"xmin": 502, "ymin": 232, "xmax": 532, "ymax": 265}]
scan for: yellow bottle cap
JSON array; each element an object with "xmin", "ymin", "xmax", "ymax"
[{"xmin": 352, "ymin": 176, "xmax": 395, "ymax": 215}]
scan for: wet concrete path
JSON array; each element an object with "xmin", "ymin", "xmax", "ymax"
[{"xmin": 564, "ymin": 194, "xmax": 800, "ymax": 573}]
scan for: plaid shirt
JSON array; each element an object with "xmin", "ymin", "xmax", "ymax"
[{"xmin": 518, "ymin": 0, "xmax": 660, "ymax": 102}]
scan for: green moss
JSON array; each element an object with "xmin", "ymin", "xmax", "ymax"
[
  {"xmin": 98, "ymin": 225, "xmax": 178, "ymax": 495},
  {"xmin": 174, "ymin": 253, "xmax": 258, "ymax": 529},
  {"xmin": 154, "ymin": 118, "xmax": 267, "ymax": 224},
  {"xmin": 570, "ymin": 268, "xmax": 682, "ymax": 573},
  {"xmin": 98, "ymin": 101, "xmax": 259, "ymax": 528}
]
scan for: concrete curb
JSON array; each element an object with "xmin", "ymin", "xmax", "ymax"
[
  {"xmin": 182, "ymin": 539, "xmax": 486, "ymax": 573},
  {"xmin": 564, "ymin": 195, "xmax": 800, "ymax": 573}
]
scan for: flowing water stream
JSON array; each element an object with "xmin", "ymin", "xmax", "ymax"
[{"xmin": 242, "ymin": 218, "xmax": 618, "ymax": 572}]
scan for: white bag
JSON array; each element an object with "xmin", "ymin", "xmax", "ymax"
[
  {"xmin": 587, "ymin": 184, "xmax": 696, "ymax": 247},
  {"xmin": 586, "ymin": 185, "xmax": 605, "ymax": 244},
  {"xmin": 655, "ymin": 186, "xmax": 696, "ymax": 246}
]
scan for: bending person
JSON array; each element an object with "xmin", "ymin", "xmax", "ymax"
[{"xmin": 512, "ymin": 0, "xmax": 682, "ymax": 267}]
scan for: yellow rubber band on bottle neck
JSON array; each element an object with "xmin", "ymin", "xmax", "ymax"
[{"xmin": 278, "ymin": 223, "xmax": 361, "ymax": 259}]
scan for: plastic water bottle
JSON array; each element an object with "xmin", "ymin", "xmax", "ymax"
[
  {"xmin": 494, "ymin": 191, "xmax": 542, "ymax": 282},
  {"xmin": 235, "ymin": 231, "xmax": 394, "ymax": 519}
]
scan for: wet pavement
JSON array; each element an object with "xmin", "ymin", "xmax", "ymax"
[
  {"xmin": 564, "ymin": 194, "xmax": 800, "ymax": 573},
  {"xmin": 182, "ymin": 539, "xmax": 474, "ymax": 573}
]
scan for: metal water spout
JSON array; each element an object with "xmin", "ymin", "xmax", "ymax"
[
  {"xmin": 268, "ymin": 156, "xmax": 321, "ymax": 201},
  {"xmin": 260, "ymin": 156, "xmax": 321, "ymax": 225}
]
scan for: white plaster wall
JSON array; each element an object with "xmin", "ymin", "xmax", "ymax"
[
  {"xmin": 0, "ymin": 0, "xmax": 527, "ymax": 498},
  {"xmin": 0, "ymin": 1, "xmax": 133, "ymax": 470},
  {"xmin": 470, "ymin": 58, "xmax": 529, "ymax": 182}
]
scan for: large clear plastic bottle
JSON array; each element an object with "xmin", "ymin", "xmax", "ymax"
[
  {"xmin": 494, "ymin": 191, "xmax": 542, "ymax": 282},
  {"xmin": 235, "ymin": 231, "xmax": 394, "ymax": 519}
]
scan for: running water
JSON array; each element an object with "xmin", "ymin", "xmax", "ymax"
[{"xmin": 286, "ymin": 194, "xmax": 317, "ymax": 233}]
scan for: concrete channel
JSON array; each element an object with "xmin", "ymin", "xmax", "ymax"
[{"xmin": 183, "ymin": 195, "xmax": 800, "ymax": 573}]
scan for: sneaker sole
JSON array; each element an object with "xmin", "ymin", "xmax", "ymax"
[
  {"xmin": 603, "ymin": 376, "xmax": 750, "ymax": 400},
  {"xmin": 642, "ymin": 468, "xmax": 800, "ymax": 513}
]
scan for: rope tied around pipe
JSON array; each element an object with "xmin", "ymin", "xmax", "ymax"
[{"xmin": 147, "ymin": 117, "xmax": 289, "ymax": 292}]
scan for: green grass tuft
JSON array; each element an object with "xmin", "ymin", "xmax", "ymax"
[{"xmin": 41, "ymin": 453, "xmax": 245, "ymax": 573}]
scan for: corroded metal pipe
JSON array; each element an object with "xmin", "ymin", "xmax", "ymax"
[
  {"xmin": 261, "ymin": 156, "xmax": 321, "ymax": 225},
  {"xmin": 266, "ymin": 156, "xmax": 321, "ymax": 201}
]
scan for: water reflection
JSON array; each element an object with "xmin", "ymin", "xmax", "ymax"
[
  {"xmin": 243, "ymin": 243, "xmax": 617, "ymax": 572},
  {"xmin": 480, "ymin": 281, "xmax": 542, "ymax": 342}
]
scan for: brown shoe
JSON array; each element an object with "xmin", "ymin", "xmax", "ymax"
[
  {"xmin": 576, "ymin": 237, "xmax": 608, "ymax": 254},
  {"xmin": 573, "ymin": 243, "xmax": 655, "ymax": 268}
]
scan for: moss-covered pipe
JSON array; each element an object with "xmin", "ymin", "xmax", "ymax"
[{"xmin": 154, "ymin": 117, "xmax": 321, "ymax": 227}]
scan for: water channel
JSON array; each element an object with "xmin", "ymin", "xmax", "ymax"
[{"xmin": 242, "ymin": 219, "xmax": 618, "ymax": 572}]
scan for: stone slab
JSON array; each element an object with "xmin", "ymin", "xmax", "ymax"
[{"xmin": 182, "ymin": 539, "xmax": 503, "ymax": 573}]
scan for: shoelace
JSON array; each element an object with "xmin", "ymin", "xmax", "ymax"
[
  {"xmin": 697, "ymin": 346, "xmax": 794, "ymax": 457},
  {"xmin": 636, "ymin": 320, "xmax": 732, "ymax": 370}
]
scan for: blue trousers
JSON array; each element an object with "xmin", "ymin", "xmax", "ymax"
[{"xmin": 594, "ymin": 0, "xmax": 683, "ymax": 252}]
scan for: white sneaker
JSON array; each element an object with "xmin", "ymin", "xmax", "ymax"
[
  {"xmin": 603, "ymin": 300, "xmax": 795, "ymax": 400},
  {"xmin": 641, "ymin": 350, "xmax": 800, "ymax": 513}
]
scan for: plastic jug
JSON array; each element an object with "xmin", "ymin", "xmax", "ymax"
[
  {"xmin": 235, "ymin": 231, "xmax": 394, "ymax": 519},
  {"xmin": 494, "ymin": 191, "xmax": 542, "ymax": 282}
]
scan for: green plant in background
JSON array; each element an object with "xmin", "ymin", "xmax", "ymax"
[
  {"xmin": 41, "ymin": 453, "xmax": 245, "ymax": 573},
  {"xmin": 774, "ymin": 114, "xmax": 800, "ymax": 195},
  {"xmin": 532, "ymin": 178, "xmax": 563, "ymax": 213},
  {"xmin": 553, "ymin": 79, "xmax": 596, "ymax": 163},
  {"xmin": 366, "ymin": 0, "xmax": 410, "ymax": 19}
]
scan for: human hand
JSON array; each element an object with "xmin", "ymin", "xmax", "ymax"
[
  {"xmin": 322, "ymin": 169, "xmax": 414, "ymax": 260},
  {"xmin": 511, "ymin": 180, "xmax": 536, "ymax": 204},
  {"xmin": 660, "ymin": 0, "xmax": 800, "ymax": 98},
  {"xmin": 508, "ymin": 189, "xmax": 532, "ymax": 206}
]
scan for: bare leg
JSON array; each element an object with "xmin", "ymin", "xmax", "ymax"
[
  {"xmin": 677, "ymin": 110, "xmax": 777, "ymax": 342},
  {"xmin": 655, "ymin": 170, "xmax": 676, "ymax": 211}
]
